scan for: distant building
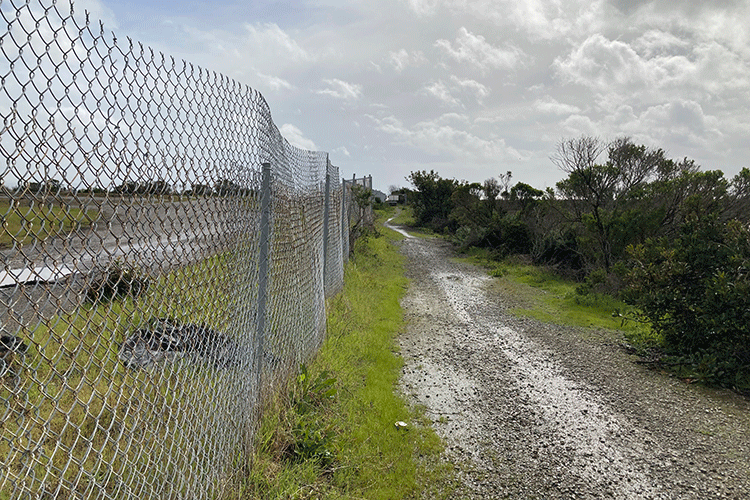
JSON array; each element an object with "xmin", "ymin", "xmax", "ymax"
[{"xmin": 372, "ymin": 189, "xmax": 387, "ymax": 203}]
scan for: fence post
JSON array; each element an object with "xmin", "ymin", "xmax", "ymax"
[
  {"xmin": 341, "ymin": 177, "xmax": 348, "ymax": 258},
  {"xmin": 323, "ymin": 167, "xmax": 331, "ymax": 297},
  {"xmin": 255, "ymin": 162, "xmax": 272, "ymax": 407}
]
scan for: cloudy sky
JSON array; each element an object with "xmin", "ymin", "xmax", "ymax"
[{"xmin": 78, "ymin": 0, "xmax": 749, "ymax": 193}]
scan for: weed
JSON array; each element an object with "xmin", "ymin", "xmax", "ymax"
[{"xmin": 285, "ymin": 365, "xmax": 338, "ymax": 466}]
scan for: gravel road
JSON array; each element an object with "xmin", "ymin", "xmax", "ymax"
[{"xmin": 394, "ymin": 230, "xmax": 750, "ymax": 499}]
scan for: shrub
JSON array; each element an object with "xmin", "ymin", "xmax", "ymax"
[
  {"xmin": 478, "ymin": 215, "xmax": 532, "ymax": 257},
  {"xmin": 624, "ymin": 216, "xmax": 750, "ymax": 388},
  {"xmin": 86, "ymin": 260, "xmax": 150, "ymax": 304},
  {"xmin": 532, "ymin": 231, "xmax": 584, "ymax": 272},
  {"xmin": 281, "ymin": 365, "xmax": 338, "ymax": 466}
]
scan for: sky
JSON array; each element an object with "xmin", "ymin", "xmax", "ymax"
[{"xmin": 74, "ymin": 0, "xmax": 750, "ymax": 193}]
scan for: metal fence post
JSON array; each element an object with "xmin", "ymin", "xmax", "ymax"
[
  {"xmin": 255, "ymin": 162, "xmax": 272, "ymax": 406},
  {"xmin": 341, "ymin": 177, "xmax": 348, "ymax": 259},
  {"xmin": 323, "ymin": 167, "xmax": 331, "ymax": 297}
]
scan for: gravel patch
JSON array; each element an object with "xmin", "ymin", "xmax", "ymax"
[{"xmin": 394, "ymin": 232, "xmax": 750, "ymax": 499}]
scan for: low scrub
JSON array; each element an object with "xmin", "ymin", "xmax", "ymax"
[{"xmin": 624, "ymin": 216, "xmax": 750, "ymax": 391}]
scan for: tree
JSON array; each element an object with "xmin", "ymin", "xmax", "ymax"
[
  {"xmin": 448, "ymin": 182, "xmax": 484, "ymax": 246},
  {"xmin": 509, "ymin": 182, "xmax": 544, "ymax": 213},
  {"xmin": 190, "ymin": 183, "xmax": 213, "ymax": 196},
  {"xmin": 498, "ymin": 171, "xmax": 513, "ymax": 199},
  {"xmin": 482, "ymin": 178, "xmax": 501, "ymax": 201},
  {"xmin": 406, "ymin": 170, "xmax": 459, "ymax": 231},
  {"xmin": 214, "ymin": 178, "xmax": 245, "ymax": 196},
  {"xmin": 728, "ymin": 167, "xmax": 750, "ymax": 221},
  {"xmin": 553, "ymin": 136, "xmax": 667, "ymax": 271},
  {"xmin": 481, "ymin": 177, "xmax": 503, "ymax": 219},
  {"xmin": 348, "ymin": 184, "xmax": 374, "ymax": 251}
]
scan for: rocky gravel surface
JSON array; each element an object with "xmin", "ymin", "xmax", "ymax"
[{"xmin": 393, "ymin": 231, "xmax": 750, "ymax": 499}]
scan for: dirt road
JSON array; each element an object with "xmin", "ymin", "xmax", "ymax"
[{"xmin": 394, "ymin": 231, "xmax": 750, "ymax": 499}]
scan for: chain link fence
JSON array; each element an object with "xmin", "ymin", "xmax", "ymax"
[{"xmin": 0, "ymin": 1, "xmax": 370, "ymax": 497}]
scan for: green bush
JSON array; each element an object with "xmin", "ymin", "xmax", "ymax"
[
  {"xmin": 624, "ymin": 215, "xmax": 750, "ymax": 388},
  {"xmin": 477, "ymin": 215, "xmax": 532, "ymax": 257},
  {"xmin": 532, "ymin": 231, "xmax": 584, "ymax": 272}
]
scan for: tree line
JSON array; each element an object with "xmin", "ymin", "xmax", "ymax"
[
  {"xmin": 403, "ymin": 136, "xmax": 750, "ymax": 390},
  {"xmin": 7, "ymin": 178, "xmax": 252, "ymax": 197}
]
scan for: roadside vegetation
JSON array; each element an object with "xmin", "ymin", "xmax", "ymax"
[
  {"xmin": 236, "ymin": 208, "xmax": 456, "ymax": 499},
  {"xmin": 392, "ymin": 136, "xmax": 750, "ymax": 393}
]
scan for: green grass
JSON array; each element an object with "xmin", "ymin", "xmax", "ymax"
[
  {"xmin": 386, "ymin": 206, "xmax": 436, "ymax": 238},
  {"xmin": 235, "ymin": 217, "xmax": 456, "ymax": 499},
  {"xmin": 0, "ymin": 199, "xmax": 99, "ymax": 248},
  {"xmin": 458, "ymin": 248, "xmax": 655, "ymax": 342},
  {"xmin": 1, "ymin": 253, "xmax": 241, "ymax": 499},
  {"xmin": 387, "ymin": 206, "xmax": 415, "ymax": 227}
]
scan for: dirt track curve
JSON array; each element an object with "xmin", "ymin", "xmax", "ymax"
[{"xmin": 393, "ymin": 229, "xmax": 750, "ymax": 499}]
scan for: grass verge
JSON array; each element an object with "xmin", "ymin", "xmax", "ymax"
[
  {"xmin": 457, "ymin": 248, "xmax": 655, "ymax": 345},
  {"xmin": 236, "ymin": 215, "xmax": 456, "ymax": 499},
  {"xmin": 1, "ymin": 253, "xmax": 241, "ymax": 498},
  {"xmin": 0, "ymin": 199, "xmax": 99, "ymax": 248},
  {"xmin": 459, "ymin": 248, "xmax": 750, "ymax": 394}
]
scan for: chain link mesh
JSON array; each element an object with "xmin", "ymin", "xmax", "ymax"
[{"xmin": 0, "ymin": 1, "xmax": 368, "ymax": 497}]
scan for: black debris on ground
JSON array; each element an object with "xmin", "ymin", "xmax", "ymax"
[{"xmin": 119, "ymin": 318, "xmax": 236, "ymax": 369}]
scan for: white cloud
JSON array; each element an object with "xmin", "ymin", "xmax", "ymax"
[
  {"xmin": 554, "ymin": 34, "xmax": 653, "ymax": 91},
  {"xmin": 256, "ymin": 72, "xmax": 295, "ymax": 92},
  {"xmin": 638, "ymin": 100, "xmax": 722, "ymax": 148},
  {"xmin": 388, "ymin": 49, "xmax": 427, "ymax": 72},
  {"xmin": 625, "ymin": 1, "xmax": 750, "ymax": 58},
  {"xmin": 423, "ymin": 77, "xmax": 489, "ymax": 107},
  {"xmin": 436, "ymin": 112, "xmax": 470, "ymax": 125},
  {"xmin": 423, "ymin": 80, "xmax": 461, "ymax": 107},
  {"xmin": 404, "ymin": 0, "xmax": 610, "ymax": 41},
  {"xmin": 554, "ymin": 33, "xmax": 750, "ymax": 109},
  {"xmin": 561, "ymin": 114, "xmax": 598, "ymax": 137},
  {"xmin": 317, "ymin": 78, "xmax": 363, "ymax": 100},
  {"xmin": 243, "ymin": 22, "xmax": 313, "ymax": 63},
  {"xmin": 534, "ymin": 96, "xmax": 581, "ymax": 115},
  {"xmin": 435, "ymin": 27, "xmax": 524, "ymax": 72},
  {"xmin": 633, "ymin": 30, "xmax": 690, "ymax": 58},
  {"xmin": 556, "ymin": 99, "xmax": 723, "ymax": 153},
  {"xmin": 389, "ymin": 49, "xmax": 410, "ymax": 72},
  {"xmin": 405, "ymin": 0, "xmax": 441, "ymax": 16},
  {"xmin": 332, "ymin": 146, "xmax": 351, "ymax": 157},
  {"xmin": 450, "ymin": 76, "xmax": 490, "ymax": 103},
  {"xmin": 370, "ymin": 114, "xmax": 523, "ymax": 162},
  {"xmin": 279, "ymin": 123, "xmax": 317, "ymax": 151}
]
